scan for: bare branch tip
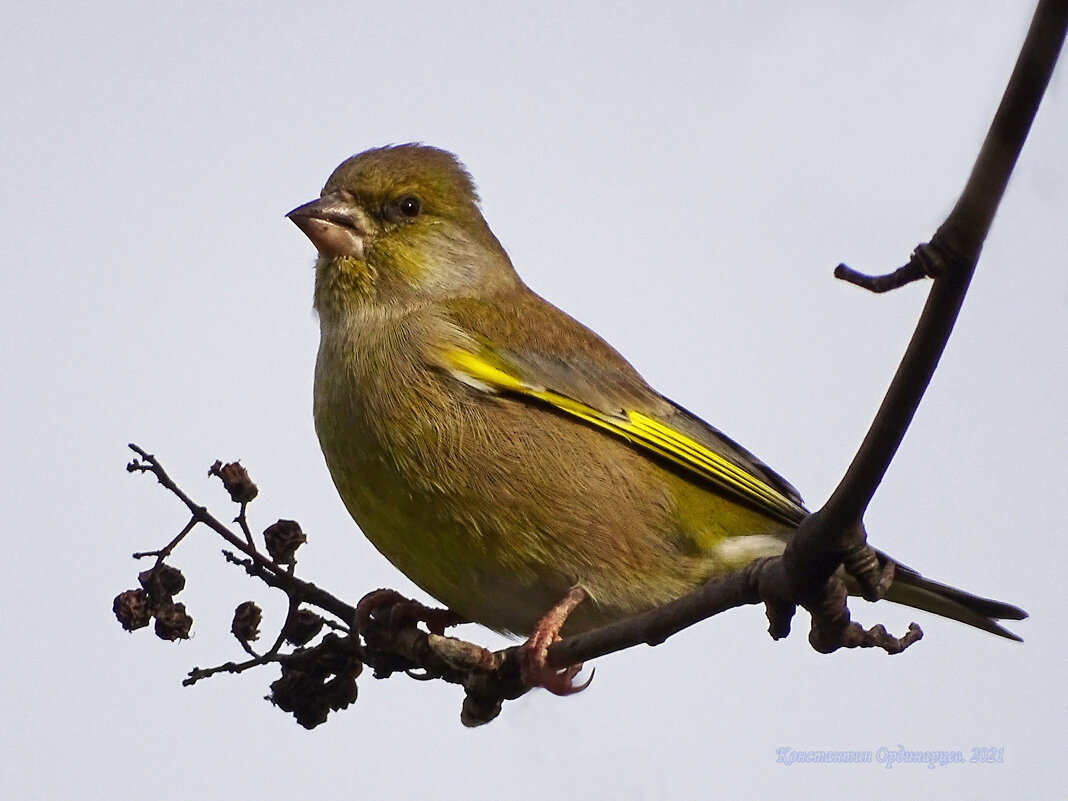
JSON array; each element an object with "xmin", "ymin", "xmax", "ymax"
[{"xmin": 834, "ymin": 260, "xmax": 928, "ymax": 293}]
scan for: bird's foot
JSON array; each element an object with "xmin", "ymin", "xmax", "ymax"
[
  {"xmin": 519, "ymin": 586, "xmax": 592, "ymax": 695},
  {"xmin": 355, "ymin": 588, "xmax": 467, "ymax": 636}
]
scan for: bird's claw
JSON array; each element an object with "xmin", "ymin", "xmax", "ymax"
[{"xmin": 518, "ymin": 586, "xmax": 591, "ymax": 695}]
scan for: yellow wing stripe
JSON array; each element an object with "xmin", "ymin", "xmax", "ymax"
[
  {"xmin": 624, "ymin": 412, "xmax": 802, "ymax": 523},
  {"xmin": 447, "ymin": 349, "xmax": 529, "ymax": 393},
  {"xmin": 444, "ymin": 348, "xmax": 804, "ymax": 526}
]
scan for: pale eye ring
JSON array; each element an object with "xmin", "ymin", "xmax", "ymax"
[{"xmin": 398, "ymin": 195, "xmax": 422, "ymax": 218}]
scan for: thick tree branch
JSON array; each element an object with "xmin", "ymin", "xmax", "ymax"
[
  {"xmin": 550, "ymin": 0, "xmax": 1066, "ymax": 669},
  {"xmin": 783, "ymin": 0, "xmax": 1068, "ymax": 602}
]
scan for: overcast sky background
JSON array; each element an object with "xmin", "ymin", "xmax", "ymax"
[{"xmin": 3, "ymin": 3, "xmax": 1065, "ymax": 798}]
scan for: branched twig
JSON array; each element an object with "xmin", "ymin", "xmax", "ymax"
[
  {"xmin": 117, "ymin": 443, "xmax": 919, "ymax": 725},
  {"xmin": 790, "ymin": 0, "xmax": 1068, "ymax": 607},
  {"xmin": 131, "ymin": 517, "xmax": 197, "ymax": 563},
  {"xmin": 186, "ymin": 657, "xmax": 272, "ymax": 685}
]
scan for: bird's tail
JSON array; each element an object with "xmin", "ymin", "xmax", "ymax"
[{"xmin": 881, "ymin": 559, "xmax": 1027, "ymax": 641}]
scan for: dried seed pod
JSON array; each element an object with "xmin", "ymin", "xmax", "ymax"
[
  {"xmin": 283, "ymin": 608, "xmax": 325, "ymax": 647},
  {"xmin": 138, "ymin": 563, "xmax": 186, "ymax": 599},
  {"xmin": 154, "ymin": 602, "xmax": 193, "ymax": 641},
  {"xmin": 208, "ymin": 460, "xmax": 258, "ymax": 504},
  {"xmin": 113, "ymin": 589, "xmax": 151, "ymax": 631},
  {"xmin": 231, "ymin": 601, "xmax": 263, "ymax": 643},
  {"xmin": 264, "ymin": 519, "xmax": 306, "ymax": 564}
]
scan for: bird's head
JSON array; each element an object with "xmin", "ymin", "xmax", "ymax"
[{"xmin": 288, "ymin": 144, "xmax": 518, "ymax": 321}]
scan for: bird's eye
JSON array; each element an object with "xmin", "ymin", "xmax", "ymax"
[{"xmin": 398, "ymin": 195, "xmax": 422, "ymax": 218}]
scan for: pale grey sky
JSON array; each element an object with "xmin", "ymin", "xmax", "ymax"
[{"xmin": 2, "ymin": 3, "xmax": 1065, "ymax": 799}]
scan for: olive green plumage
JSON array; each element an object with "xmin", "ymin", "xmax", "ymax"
[{"xmin": 289, "ymin": 143, "xmax": 1025, "ymax": 640}]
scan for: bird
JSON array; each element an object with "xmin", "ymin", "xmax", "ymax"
[{"xmin": 288, "ymin": 143, "xmax": 1026, "ymax": 691}]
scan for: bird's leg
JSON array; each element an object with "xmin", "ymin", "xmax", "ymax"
[
  {"xmin": 356, "ymin": 588, "xmax": 467, "ymax": 636},
  {"xmin": 519, "ymin": 586, "xmax": 591, "ymax": 696}
]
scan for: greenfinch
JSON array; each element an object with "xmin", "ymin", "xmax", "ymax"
[{"xmin": 288, "ymin": 144, "xmax": 1025, "ymax": 676}]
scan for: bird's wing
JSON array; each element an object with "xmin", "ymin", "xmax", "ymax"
[{"xmin": 438, "ymin": 342, "xmax": 807, "ymax": 527}]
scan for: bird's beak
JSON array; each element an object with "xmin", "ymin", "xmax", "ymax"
[{"xmin": 287, "ymin": 192, "xmax": 368, "ymax": 259}]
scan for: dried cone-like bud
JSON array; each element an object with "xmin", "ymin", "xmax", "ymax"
[
  {"xmin": 113, "ymin": 589, "xmax": 151, "ymax": 631},
  {"xmin": 231, "ymin": 601, "xmax": 263, "ymax": 643},
  {"xmin": 269, "ymin": 635, "xmax": 363, "ymax": 728},
  {"xmin": 208, "ymin": 460, "xmax": 259, "ymax": 504},
  {"xmin": 270, "ymin": 667, "xmax": 330, "ymax": 730},
  {"xmin": 154, "ymin": 602, "xmax": 193, "ymax": 641},
  {"xmin": 263, "ymin": 519, "xmax": 306, "ymax": 564},
  {"xmin": 268, "ymin": 666, "xmax": 306, "ymax": 713},
  {"xmin": 283, "ymin": 608, "xmax": 325, "ymax": 647},
  {"xmin": 323, "ymin": 672, "xmax": 359, "ymax": 713},
  {"xmin": 138, "ymin": 563, "xmax": 186, "ymax": 599}
]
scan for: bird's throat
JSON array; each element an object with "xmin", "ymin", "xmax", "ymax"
[{"xmin": 314, "ymin": 254, "xmax": 379, "ymax": 317}]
